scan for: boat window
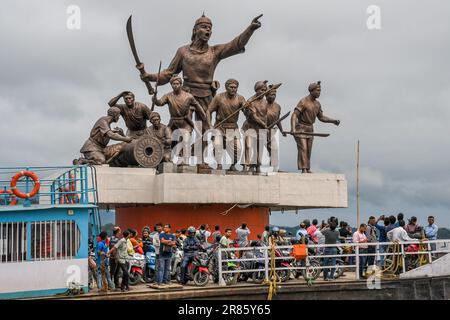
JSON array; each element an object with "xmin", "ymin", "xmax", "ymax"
[
  {"xmin": 31, "ymin": 220, "xmax": 81, "ymax": 261},
  {"xmin": 0, "ymin": 222, "xmax": 27, "ymax": 263}
]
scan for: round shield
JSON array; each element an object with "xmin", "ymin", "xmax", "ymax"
[{"xmin": 133, "ymin": 136, "xmax": 163, "ymax": 168}]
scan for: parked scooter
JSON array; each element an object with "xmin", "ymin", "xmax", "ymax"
[
  {"xmin": 127, "ymin": 253, "xmax": 145, "ymax": 285},
  {"xmin": 88, "ymin": 251, "xmax": 97, "ymax": 290},
  {"xmin": 171, "ymin": 243, "xmax": 184, "ymax": 282},
  {"xmin": 87, "ymin": 238, "xmax": 97, "ymax": 290},
  {"xmin": 144, "ymin": 245, "xmax": 157, "ymax": 283}
]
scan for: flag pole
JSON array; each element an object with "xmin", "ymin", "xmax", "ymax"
[{"xmin": 356, "ymin": 140, "xmax": 360, "ymax": 228}]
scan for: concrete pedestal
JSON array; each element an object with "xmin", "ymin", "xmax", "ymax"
[
  {"xmin": 157, "ymin": 162, "xmax": 177, "ymax": 173},
  {"xmin": 93, "ymin": 166, "xmax": 347, "ymax": 235},
  {"xmin": 177, "ymin": 164, "xmax": 198, "ymax": 174}
]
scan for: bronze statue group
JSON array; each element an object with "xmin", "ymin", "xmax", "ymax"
[{"xmin": 75, "ymin": 14, "xmax": 340, "ymax": 173}]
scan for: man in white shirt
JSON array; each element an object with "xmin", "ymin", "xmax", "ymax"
[
  {"xmin": 387, "ymin": 220, "xmax": 424, "ymax": 270},
  {"xmin": 387, "ymin": 220, "xmax": 415, "ymax": 242}
]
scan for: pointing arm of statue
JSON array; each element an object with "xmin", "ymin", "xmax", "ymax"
[
  {"xmin": 250, "ymin": 14, "xmax": 263, "ymax": 30},
  {"xmin": 218, "ymin": 14, "xmax": 263, "ymax": 60}
]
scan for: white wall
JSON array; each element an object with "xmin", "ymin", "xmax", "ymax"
[{"xmin": 0, "ymin": 259, "xmax": 87, "ymax": 294}]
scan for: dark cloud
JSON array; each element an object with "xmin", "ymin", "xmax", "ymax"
[{"xmin": 1, "ymin": 0, "xmax": 449, "ymax": 228}]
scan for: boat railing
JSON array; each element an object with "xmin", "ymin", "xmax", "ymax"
[
  {"xmin": 0, "ymin": 165, "xmax": 98, "ymax": 207},
  {"xmin": 216, "ymin": 239, "xmax": 450, "ymax": 286}
]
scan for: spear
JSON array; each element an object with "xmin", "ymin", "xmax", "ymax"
[
  {"xmin": 283, "ymin": 131, "xmax": 330, "ymax": 137},
  {"xmin": 267, "ymin": 111, "xmax": 290, "ymax": 129},
  {"xmin": 214, "ymin": 83, "xmax": 282, "ymax": 129},
  {"xmin": 151, "ymin": 60, "xmax": 162, "ymax": 111}
]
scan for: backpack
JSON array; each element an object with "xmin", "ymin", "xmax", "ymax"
[
  {"xmin": 292, "ymin": 244, "xmax": 308, "ymax": 261},
  {"xmin": 196, "ymin": 230, "xmax": 206, "ymax": 243}
]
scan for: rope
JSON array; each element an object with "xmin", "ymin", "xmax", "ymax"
[
  {"xmin": 266, "ymin": 240, "xmax": 281, "ymax": 300},
  {"xmin": 418, "ymin": 242, "xmax": 429, "ymax": 266},
  {"xmin": 365, "ymin": 238, "xmax": 431, "ymax": 280},
  {"xmin": 364, "ymin": 242, "xmax": 402, "ymax": 280},
  {"xmin": 217, "ymin": 203, "xmax": 254, "ymax": 216},
  {"xmin": 217, "ymin": 204, "xmax": 238, "ymax": 216},
  {"xmin": 306, "ymin": 277, "xmax": 315, "ymax": 287}
]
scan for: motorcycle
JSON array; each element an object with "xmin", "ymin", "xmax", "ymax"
[
  {"xmin": 87, "ymin": 238, "xmax": 97, "ymax": 290},
  {"xmin": 171, "ymin": 243, "xmax": 184, "ymax": 282},
  {"xmin": 239, "ymin": 247, "xmax": 266, "ymax": 284},
  {"xmin": 177, "ymin": 245, "xmax": 211, "ymax": 286},
  {"xmin": 143, "ymin": 245, "xmax": 157, "ymax": 283},
  {"xmin": 127, "ymin": 253, "xmax": 145, "ymax": 285},
  {"xmin": 88, "ymin": 251, "xmax": 97, "ymax": 290},
  {"xmin": 273, "ymin": 247, "xmax": 292, "ymax": 282},
  {"xmin": 299, "ymin": 247, "xmax": 345, "ymax": 281},
  {"xmin": 221, "ymin": 249, "xmax": 239, "ymax": 285}
]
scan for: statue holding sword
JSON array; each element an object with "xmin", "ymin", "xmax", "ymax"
[
  {"xmin": 288, "ymin": 81, "xmax": 340, "ymax": 173},
  {"xmin": 135, "ymin": 13, "xmax": 263, "ymax": 165}
]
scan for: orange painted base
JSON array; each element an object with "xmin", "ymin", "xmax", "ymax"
[{"xmin": 115, "ymin": 204, "xmax": 269, "ymax": 241}]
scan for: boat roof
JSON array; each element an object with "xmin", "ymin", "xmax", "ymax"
[{"xmin": 0, "ymin": 204, "xmax": 96, "ymax": 212}]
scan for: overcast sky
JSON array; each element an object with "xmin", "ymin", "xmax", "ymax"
[{"xmin": 1, "ymin": 0, "xmax": 449, "ymax": 229}]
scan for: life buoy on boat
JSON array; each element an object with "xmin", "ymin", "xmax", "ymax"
[
  {"xmin": 0, "ymin": 189, "xmax": 17, "ymax": 205},
  {"xmin": 10, "ymin": 170, "xmax": 41, "ymax": 199}
]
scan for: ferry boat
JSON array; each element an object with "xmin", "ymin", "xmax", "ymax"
[{"xmin": 0, "ymin": 165, "xmax": 100, "ymax": 299}]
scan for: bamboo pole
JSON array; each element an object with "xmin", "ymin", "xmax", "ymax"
[{"xmin": 356, "ymin": 140, "xmax": 360, "ymax": 228}]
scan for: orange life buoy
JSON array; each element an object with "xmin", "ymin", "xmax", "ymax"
[
  {"xmin": 10, "ymin": 170, "xmax": 41, "ymax": 199},
  {"xmin": 0, "ymin": 189, "xmax": 17, "ymax": 205}
]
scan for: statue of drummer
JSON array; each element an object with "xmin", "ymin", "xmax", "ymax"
[
  {"xmin": 290, "ymin": 81, "xmax": 340, "ymax": 173},
  {"xmin": 146, "ymin": 112, "xmax": 173, "ymax": 162},
  {"xmin": 138, "ymin": 13, "xmax": 263, "ymax": 164}
]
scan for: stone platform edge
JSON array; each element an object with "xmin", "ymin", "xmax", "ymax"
[{"xmin": 93, "ymin": 166, "xmax": 348, "ymax": 209}]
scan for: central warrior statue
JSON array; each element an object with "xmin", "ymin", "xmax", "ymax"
[{"xmin": 138, "ymin": 13, "xmax": 263, "ymax": 164}]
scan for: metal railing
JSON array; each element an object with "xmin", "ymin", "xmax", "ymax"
[
  {"xmin": 217, "ymin": 239, "xmax": 450, "ymax": 285},
  {"xmin": 0, "ymin": 165, "xmax": 97, "ymax": 207}
]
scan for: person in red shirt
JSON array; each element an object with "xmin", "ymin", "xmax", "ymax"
[{"xmin": 307, "ymin": 219, "xmax": 318, "ymax": 243}]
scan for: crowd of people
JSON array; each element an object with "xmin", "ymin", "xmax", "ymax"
[
  {"xmin": 91, "ymin": 213, "xmax": 439, "ymax": 291},
  {"xmin": 91, "ymin": 223, "xmax": 253, "ymax": 292},
  {"xmin": 289, "ymin": 213, "xmax": 439, "ymax": 279}
]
